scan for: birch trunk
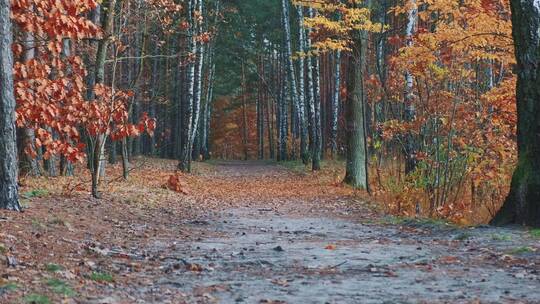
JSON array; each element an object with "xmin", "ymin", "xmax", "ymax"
[
  {"xmin": 306, "ymin": 8, "xmax": 321, "ymax": 171},
  {"xmin": 404, "ymin": 0, "xmax": 418, "ymax": 174},
  {"xmin": 312, "ymin": 48, "xmax": 322, "ymax": 171},
  {"xmin": 179, "ymin": 0, "xmax": 203, "ymax": 172},
  {"xmin": 296, "ymin": 6, "xmax": 309, "ymax": 164},
  {"xmin": 282, "ymin": 0, "xmax": 307, "ymax": 163},
  {"xmin": 330, "ymin": 50, "xmax": 341, "ymax": 157},
  {"xmin": 179, "ymin": 0, "xmax": 197, "ymax": 171}
]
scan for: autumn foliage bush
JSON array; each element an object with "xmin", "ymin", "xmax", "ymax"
[
  {"xmin": 11, "ymin": 0, "xmax": 155, "ymax": 179},
  {"xmin": 366, "ymin": 0, "xmax": 516, "ymax": 223},
  {"xmin": 295, "ymin": 0, "xmax": 516, "ymax": 223}
]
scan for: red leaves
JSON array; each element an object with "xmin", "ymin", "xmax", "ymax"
[
  {"xmin": 12, "ymin": 0, "xmax": 156, "ymax": 164},
  {"xmin": 165, "ymin": 172, "xmax": 189, "ymax": 195}
]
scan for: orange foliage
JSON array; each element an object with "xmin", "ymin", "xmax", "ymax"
[
  {"xmin": 211, "ymin": 96, "xmax": 258, "ymax": 159},
  {"xmin": 165, "ymin": 172, "xmax": 189, "ymax": 195},
  {"xmin": 12, "ymin": 0, "xmax": 156, "ymax": 163},
  {"xmin": 369, "ymin": 0, "xmax": 516, "ymax": 222}
]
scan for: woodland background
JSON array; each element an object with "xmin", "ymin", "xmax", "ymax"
[{"xmin": 2, "ymin": 0, "xmax": 517, "ymax": 224}]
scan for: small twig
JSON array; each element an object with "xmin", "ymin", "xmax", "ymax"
[{"xmin": 328, "ymin": 261, "xmax": 348, "ymax": 269}]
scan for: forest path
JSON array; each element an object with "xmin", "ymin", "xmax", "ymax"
[
  {"xmin": 2, "ymin": 160, "xmax": 539, "ymax": 304},
  {"xmin": 148, "ymin": 161, "xmax": 540, "ymax": 304}
]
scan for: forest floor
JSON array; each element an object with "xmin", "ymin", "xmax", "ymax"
[{"xmin": 0, "ymin": 159, "xmax": 539, "ymax": 304}]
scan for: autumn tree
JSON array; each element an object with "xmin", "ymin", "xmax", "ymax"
[{"xmin": 300, "ymin": 0, "xmax": 379, "ymax": 188}]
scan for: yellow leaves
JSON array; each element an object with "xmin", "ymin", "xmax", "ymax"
[
  {"xmin": 427, "ymin": 63, "xmax": 448, "ymax": 79},
  {"xmin": 296, "ymin": 0, "xmax": 382, "ymax": 52}
]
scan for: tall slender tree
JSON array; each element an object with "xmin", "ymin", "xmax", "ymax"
[
  {"xmin": 330, "ymin": 49, "xmax": 341, "ymax": 158},
  {"xmin": 404, "ymin": 0, "xmax": 418, "ymax": 174},
  {"xmin": 282, "ymin": 0, "xmax": 308, "ymax": 164},
  {"xmin": 179, "ymin": 0, "xmax": 199, "ymax": 172},
  {"xmin": 343, "ymin": 3, "xmax": 370, "ymax": 190}
]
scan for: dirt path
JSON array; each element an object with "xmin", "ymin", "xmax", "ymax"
[
  {"xmin": 1, "ymin": 160, "xmax": 539, "ymax": 304},
  {"xmin": 147, "ymin": 161, "xmax": 539, "ymax": 304}
]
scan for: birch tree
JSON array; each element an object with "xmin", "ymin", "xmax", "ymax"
[
  {"xmin": 404, "ymin": 0, "xmax": 418, "ymax": 174},
  {"xmin": 282, "ymin": 0, "xmax": 308, "ymax": 164},
  {"xmin": 179, "ymin": 0, "xmax": 199, "ymax": 172},
  {"xmin": 330, "ymin": 49, "xmax": 341, "ymax": 158}
]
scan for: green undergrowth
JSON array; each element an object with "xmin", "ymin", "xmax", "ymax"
[
  {"xmin": 508, "ymin": 246, "xmax": 535, "ymax": 255},
  {"xmin": 23, "ymin": 294, "xmax": 51, "ymax": 304},
  {"xmin": 89, "ymin": 272, "xmax": 114, "ymax": 283},
  {"xmin": 529, "ymin": 229, "xmax": 540, "ymax": 238},
  {"xmin": 372, "ymin": 215, "xmax": 456, "ymax": 229},
  {"xmin": 45, "ymin": 279, "xmax": 76, "ymax": 297}
]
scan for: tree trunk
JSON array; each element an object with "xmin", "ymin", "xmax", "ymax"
[
  {"xmin": 305, "ymin": 8, "xmax": 322, "ymax": 170},
  {"xmin": 404, "ymin": 0, "xmax": 418, "ymax": 174},
  {"xmin": 0, "ymin": 0, "xmax": 20, "ymax": 211},
  {"xmin": 296, "ymin": 6, "xmax": 309, "ymax": 165},
  {"xmin": 121, "ymin": 138, "xmax": 129, "ymax": 180},
  {"xmin": 343, "ymin": 30, "xmax": 369, "ymax": 190},
  {"xmin": 257, "ymin": 56, "xmax": 265, "ymax": 159},
  {"xmin": 179, "ymin": 0, "xmax": 203, "ymax": 172},
  {"xmin": 491, "ymin": 0, "xmax": 540, "ymax": 227},
  {"xmin": 88, "ymin": 0, "xmax": 118, "ymax": 198},
  {"xmin": 241, "ymin": 62, "xmax": 250, "ymax": 160},
  {"xmin": 330, "ymin": 50, "xmax": 341, "ymax": 157},
  {"xmin": 203, "ymin": 62, "xmax": 215, "ymax": 161},
  {"xmin": 312, "ymin": 51, "xmax": 322, "ymax": 171},
  {"xmin": 282, "ymin": 0, "xmax": 308, "ymax": 164},
  {"xmin": 266, "ymin": 54, "xmax": 275, "ymax": 159},
  {"xmin": 60, "ymin": 38, "xmax": 74, "ymax": 176}
]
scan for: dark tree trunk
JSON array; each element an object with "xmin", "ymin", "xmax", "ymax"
[
  {"xmin": 491, "ymin": 0, "xmax": 540, "ymax": 227},
  {"xmin": 343, "ymin": 31, "xmax": 369, "ymax": 190},
  {"xmin": 0, "ymin": 0, "xmax": 21, "ymax": 210},
  {"xmin": 241, "ymin": 63, "xmax": 250, "ymax": 161}
]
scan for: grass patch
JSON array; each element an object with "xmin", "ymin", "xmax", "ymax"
[
  {"xmin": 0, "ymin": 282, "xmax": 18, "ymax": 292},
  {"xmin": 491, "ymin": 233, "xmax": 512, "ymax": 241},
  {"xmin": 31, "ymin": 218, "xmax": 45, "ymax": 230},
  {"xmin": 0, "ymin": 243, "xmax": 6, "ymax": 254},
  {"xmin": 508, "ymin": 246, "xmax": 534, "ymax": 255},
  {"xmin": 46, "ymin": 217, "xmax": 71, "ymax": 228},
  {"xmin": 372, "ymin": 216, "xmax": 408, "ymax": 225},
  {"xmin": 45, "ymin": 263, "xmax": 63, "ymax": 272},
  {"xmin": 24, "ymin": 294, "xmax": 51, "ymax": 304},
  {"xmin": 530, "ymin": 229, "xmax": 540, "ymax": 238},
  {"xmin": 22, "ymin": 189, "xmax": 49, "ymax": 198},
  {"xmin": 454, "ymin": 232, "xmax": 472, "ymax": 241},
  {"xmin": 89, "ymin": 272, "xmax": 114, "ymax": 283},
  {"xmin": 46, "ymin": 278, "xmax": 75, "ymax": 297},
  {"xmin": 279, "ymin": 160, "xmax": 308, "ymax": 174},
  {"xmin": 374, "ymin": 216, "xmax": 453, "ymax": 228},
  {"xmin": 407, "ymin": 217, "xmax": 453, "ymax": 227}
]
